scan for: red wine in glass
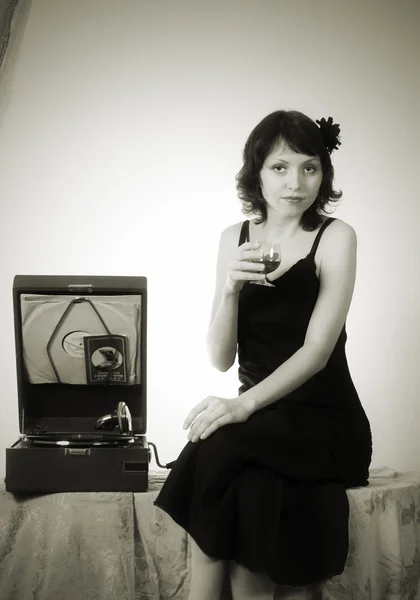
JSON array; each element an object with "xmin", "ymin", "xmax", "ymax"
[
  {"xmin": 263, "ymin": 259, "xmax": 281, "ymax": 273},
  {"xmin": 250, "ymin": 242, "xmax": 281, "ymax": 287}
]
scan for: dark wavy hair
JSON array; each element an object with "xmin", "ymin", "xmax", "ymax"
[{"xmin": 236, "ymin": 110, "xmax": 343, "ymax": 231}]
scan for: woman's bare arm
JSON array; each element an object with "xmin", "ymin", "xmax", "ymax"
[
  {"xmin": 206, "ymin": 225, "xmax": 242, "ymax": 372},
  {"xmin": 206, "ymin": 223, "xmax": 265, "ymax": 371}
]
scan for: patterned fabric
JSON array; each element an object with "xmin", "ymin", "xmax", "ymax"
[
  {"xmin": 1, "ymin": 467, "xmax": 420, "ymax": 599},
  {"xmin": 0, "ymin": 486, "xmax": 136, "ymax": 600},
  {"xmin": 144, "ymin": 468, "xmax": 420, "ymax": 600}
]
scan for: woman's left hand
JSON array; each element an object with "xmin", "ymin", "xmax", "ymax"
[{"xmin": 183, "ymin": 396, "xmax": 251, "ymax": 442}]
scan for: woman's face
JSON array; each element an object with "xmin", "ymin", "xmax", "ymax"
[{"xmin": 259, "ymin": 140, "xmax": 323, "ymax": 217}]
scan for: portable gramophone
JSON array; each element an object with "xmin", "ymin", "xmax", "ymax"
[{"xmin": 5, "ymin": 275, "xmax": 150, "ymax": 493}]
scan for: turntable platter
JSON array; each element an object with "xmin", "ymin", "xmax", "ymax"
[{"xmin": 22, "ymin": 433, "xmax": 139, "ymax": 447}]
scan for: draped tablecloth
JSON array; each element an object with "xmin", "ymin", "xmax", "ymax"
[
  {"xmin": 138, "ymin": 468, "xmax": 420, "ymax": 600},
  {"xmin": 0, "ymin": 485, "xmax": 136, "ymax": 600},
  {"xmin": 1, "ymin": 467, "xmax": 420, "ymax": 600}
]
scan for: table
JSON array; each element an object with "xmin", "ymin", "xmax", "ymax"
[{"xmin": 1, "ymin": 468, "xmax": 420, "ymax": 600}]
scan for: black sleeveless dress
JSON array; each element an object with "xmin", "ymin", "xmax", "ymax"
[{"xmin": 154, "ymin": 217, "xmax": 373, "ymax": 586}]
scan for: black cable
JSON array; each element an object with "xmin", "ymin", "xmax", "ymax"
[{"xmin": 147, "ymin": 441, "xmax": 176, "ymax": 469}]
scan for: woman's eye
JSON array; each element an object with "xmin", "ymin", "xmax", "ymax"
[{"xmin": 273, "ymin": 165, "xmax": 318, "ymax": 173}]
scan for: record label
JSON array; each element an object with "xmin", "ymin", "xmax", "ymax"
[{"xmin": 62, "ymin": 331, "xmax": 91, "ymax": 358}]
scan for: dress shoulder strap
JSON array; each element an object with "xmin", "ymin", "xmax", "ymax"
[
  {"xmin": 309, "ymin": 217, "xmax": 336, "ymax": 258},
  {"xmin": 238, "ymin": 217, "xmax": 335, "ymax": 253},
  {"xmin": 238, "ymin": 220, "xmax": 250, "ymax": 246}
]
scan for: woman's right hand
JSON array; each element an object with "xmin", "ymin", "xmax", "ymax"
[{"xmin": 225, "ymin": 241, "xmax": 266, "ymax": 293}]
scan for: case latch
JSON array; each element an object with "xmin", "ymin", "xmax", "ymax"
[
  {"xmin": 67, "ymin": 284, "xmax": 93, "ymax": 293},
  {"xmin": 64, "ymin": 448, "xmax": 91, "ymax": 456}
]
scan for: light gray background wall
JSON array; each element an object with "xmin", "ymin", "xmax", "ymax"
[{"xmin": 0, "ymin": 0, "xmax": 418, "ymax": 478}]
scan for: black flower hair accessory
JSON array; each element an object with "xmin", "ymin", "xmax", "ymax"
[{"xmin": 315, "ymin": 116, "xmax": 341, "ymax": 154}]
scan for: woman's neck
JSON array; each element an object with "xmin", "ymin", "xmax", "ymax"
[{"xmin": 252, "ymin": 215, "xmax": 302, "ymax": 243}]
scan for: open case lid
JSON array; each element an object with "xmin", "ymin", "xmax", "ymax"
[{"xmin": 13, "ymin": 275, "xmax": 147, "ymax": 436}]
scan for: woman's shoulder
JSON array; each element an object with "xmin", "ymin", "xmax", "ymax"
[
  {"xmin": 222, "ymin": 219, "xmax": 248, "ymax": 235},
  {"xmin": 321, "ymin": 217, "xmax": 357, "ymax": 252},
  {"xmin": 325, "ymin": 217, "xmax": 356, "ymax": 236},
  {"xmin": 219, "ymin": 220, "xmax": 248, "ymax": 244}
]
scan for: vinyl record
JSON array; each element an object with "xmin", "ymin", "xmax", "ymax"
[
  {"xmin": 22, "ymin": 434, "xmax": 137, "ymax": 447},
  {"xmin": 21, "ymin": 294, "xmax": 142, "ymax": 385}
]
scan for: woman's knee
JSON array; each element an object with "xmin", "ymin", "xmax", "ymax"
[
  {"xmin": 189, "ymin": 535, "xmax": 223, "ymax": 565},
  {"xmin": 230, "ymin": 560, "xmax": 276, "ymax": 596}
]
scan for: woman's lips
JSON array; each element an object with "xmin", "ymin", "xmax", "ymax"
[{"xmin": 283, "ymin": 196, "xmax": 305, "ymax": 203}]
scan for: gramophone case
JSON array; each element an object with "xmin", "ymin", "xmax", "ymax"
[{"xmin": 5, "ymin": 275, "xmax": 150, "ymax": 494}]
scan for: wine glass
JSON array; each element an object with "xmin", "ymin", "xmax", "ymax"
[{"xmin": 249, "ymin": 241, "xmax": 281, "ymax": 288}]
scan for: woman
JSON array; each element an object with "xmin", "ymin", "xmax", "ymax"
[{"xmin": 154, "ymin": 110, "xmax": 373, "ymax": 600}]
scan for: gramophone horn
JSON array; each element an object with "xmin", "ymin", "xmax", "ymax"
[{"xmin": 94, "ymin": 401, "xmax": 132, "ymax": 435}]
